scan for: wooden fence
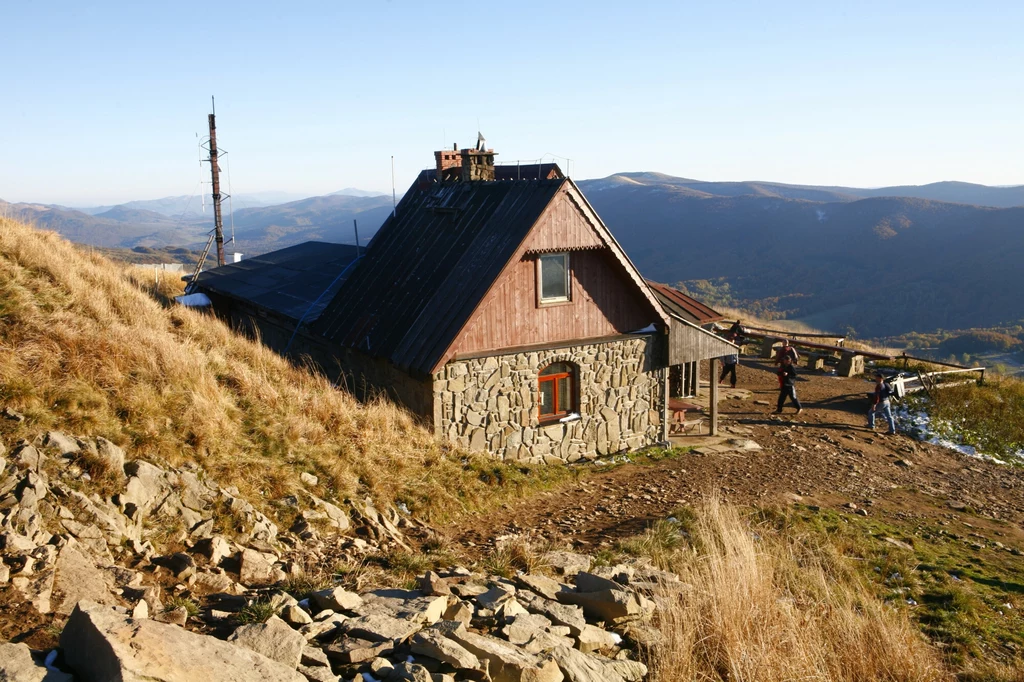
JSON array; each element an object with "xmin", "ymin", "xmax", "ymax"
[{"xmin": 891, "ymin": 367, "xmax": 986, "ymax": 398}]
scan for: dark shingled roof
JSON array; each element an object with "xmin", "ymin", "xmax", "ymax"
[
  {"xmin": 194, "ymin": 241, "xmax": 359, "ymax": 323},
  {"xmin": 647, "ymin": 280, "xmax": 724, "ymax": 325},
  {"xmin": 313, "ymin": 179, "xmax": 566, "ymax": 377}
]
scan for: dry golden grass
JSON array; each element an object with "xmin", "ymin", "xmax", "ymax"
[
  {"xmin": 646, "ymin": 497, "xmax": 951, "ymax": 682},
  {"xmin": 0, "ymin": 217, "xmax": 569, "ymax": 521}
]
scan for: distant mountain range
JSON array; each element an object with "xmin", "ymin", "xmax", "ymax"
[
  {"xmin": 5, "ymin": 175, "xmax": 1023, "ymax": 337},
  {"xmin": 580, "ymin": 174, "xmax": 1024, "ymax": 208},
  {"xmin": 0, "ymin": 188, "xmax": 392, "ymax": 251},
  {"xmin": 577, "ymin": 173, "xmax": 1024, "ymax": 337}
]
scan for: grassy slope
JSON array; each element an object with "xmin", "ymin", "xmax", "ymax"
[{"xmin": 0, "ymin": 217, "xmax": 568, "ymax": 520}]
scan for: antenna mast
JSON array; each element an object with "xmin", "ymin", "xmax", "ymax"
[{"xmin": 207, "ymin": 97, "xmax": 226, "ymax": 266}]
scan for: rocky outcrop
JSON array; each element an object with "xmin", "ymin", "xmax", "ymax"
[
  {"xmin": 61, "ymin": 601, "xmax": 307, "ymax": 681},
  {"xmin": 0, "ymin": 429, "xmax": 656, "ymax": 681}
]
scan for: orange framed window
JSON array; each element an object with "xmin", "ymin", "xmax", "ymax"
[{"xmin": 539, "ymin": 362, "xmax": 575, "ymax": 422}]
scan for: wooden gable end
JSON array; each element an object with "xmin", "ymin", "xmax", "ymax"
[
  {"xmin": 521, "ymin": 190, "xmax": 603, "ymax": 253},
  {"xmin": 444, "ymin": 187, "xmax": 662, "ymax": 361}
]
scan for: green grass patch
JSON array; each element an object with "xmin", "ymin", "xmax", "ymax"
[{"xmin": 784, "ymin": 505, "xmax": 1024, "ymax": 668}]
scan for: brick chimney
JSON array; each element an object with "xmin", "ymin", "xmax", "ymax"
[
  {"xmin": 460, "ymin": 147, "xmax": 497, "ymax": 181},
  {"xmin": 435, "ymin": 144, "xmax": 462, "ymax": 181}
]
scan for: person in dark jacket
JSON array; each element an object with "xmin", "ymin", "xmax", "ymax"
[
  {"xmin": 728, "ymin": 319, "xmax": 745, "ymax": 346},
  {"xmin": 868, "ymin": 371, "xmax": 897, "ymax": 434},
  {"xmin": 718, "ymin": 333, "xmax": 739, "ymax": 388},
  {"xmin": 776, "ymin": 339, "xmax": 799, "ymax": 366},
  {"xmin": 774, "ymin": 356, "xmax": 802, "ymax": 414}
]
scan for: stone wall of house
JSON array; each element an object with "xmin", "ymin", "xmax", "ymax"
[{"xmin": 433, "ymin": 335, "xmax": 665, "ymax": 462}]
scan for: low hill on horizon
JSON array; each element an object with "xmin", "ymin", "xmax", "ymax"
[
  {"xmin": 9, "ymin": 172, "xmax": 1024, "ymax": 338},
  {"xmin": 580, "ymin": 173, "xmax": 1024, "ymax": 208},
  {"xmin": 584, "ymin": 187, "xmax": 1024, "ymax": 337}
]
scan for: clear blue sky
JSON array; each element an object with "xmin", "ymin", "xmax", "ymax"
[{"xmin": 2, "ymin": 1, "xmax": 1021, "ymax": 205}]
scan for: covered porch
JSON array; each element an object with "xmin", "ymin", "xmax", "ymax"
[{"xmin": 660, "ymin": 314, "xmax": 739, "ymax": 439}]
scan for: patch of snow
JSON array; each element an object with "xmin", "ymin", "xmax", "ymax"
[
  {"xmin": 894, "ymin": 404, "xmax": 1020, "ymax": 464},
  {"xmin": 174, "ymin": 292, "xmax": 212, "ymax": 307},
  {"xmin": 816, "ymin": 209, "xmax": 827, "ymax": 222}
]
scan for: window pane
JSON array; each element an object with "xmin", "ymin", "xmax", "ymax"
[
  {"xmin": 540, "ymin": 362, "xmax": 572, "ymax": 377},
  {"xmin": 540, "ymin": 254, "xmax": 568, "ymax": 300},
  {"xmin": 539, "ymin": 378, "xmax": 554, "ymax": 416},
  {"xmin": 556, "ymin": 376, "xmax": 571, "ymax": 413}
]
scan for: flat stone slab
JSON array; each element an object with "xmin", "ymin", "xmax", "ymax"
[{"xmin": 61, "ymin": 601, "xmax": 305, "ymax": 682}]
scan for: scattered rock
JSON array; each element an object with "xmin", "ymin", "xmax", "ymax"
[
  {"xmin": 551, "ymin": 645, "xmax": 645, "ymax": 682},
  {"xmin": 240, "ymin": 548, "xmax": 279, "ymax": 587},
  {"xmin": 342, "ymin": 613, "xmax": 422, "ymax": 643},
  {"xmin": 410, "ymin": 627, "xmax": 482, "ymax": 670},
  {"xmin": 299, "ymin": 472, "xmax": 319, "ymax": 487},
  {"xmin": 324, "ymin": 637, "xmax": 393, "ymax": 664},
  {"xmin": 300, "ymin": 646, "xmax": 331, "ymax": 668},
  {"xmin": 311, "ymin": 586, "xmax": 363, "ymax": 613},
  {"xmin": 389, "ymin": 661, "xmax": 433, "ymax": 682},
  {"xmin": 418, "ymin": 570, "xmax": 451, "ymax": 596},
  {"xmin": 3, "ymin": 407, "xmax": 25, "ymax": 422},
  {"xmin": 194, "ymin": 535, "xmax": 232, "ymax": 566},
  {"xmin": 281, "ymin": 604, "xmax": 314, "ymax": 626},
  {"xmin": 543, "ymin": 551, "xmax": 591, "ymax": 577},
  {"xmin": 0, "ymin": 641, "xmax": 74, "ymax": 682},
  {"xmin": 297, "ymin": 664, "xmax": 338, "ymax": 682},
  {"xmin": 61, "ymin": 601, "xmax": 306, "ymax": 681},
  {"xmin": 476, "ymin": 584, "xmax": 516, "ymax": 610},
  {"xmin": 895, "ymin": 459, "xmax": 914, "ymax": 467},
  {"xmin": 441, "ymin": 600, "xmax": 473, "ymax": 627},
  {"xmin": 576, "ymin": 624, "xmax": 618, "ymax": 653},
  {"xmin": 502, "ymin": 613, "xmax": 554, "ymax": 646},
  {"xmin": 444, "ymin": 629, "xmax": 563, "ymax": 682},
  {"xmin": 559, "ymin": 589, "xmax": 641, "ymax": 623},
  {"xmin": 43, "ymin": 431, "xmax": 80, "ymax": 456},
  {"xmin": 228, "ymin": 615, "xmax": 306, "ymax": 669},
  {"xmin": 132, "ymin": 599, "xmax": 150, "ymax": 619},
  {"xmin": 515, "ymin": 573, "xmax": 568, "ymax": 601},
  {"xmin": 52, "ymin": 543, "xmax": 117, "ymax": 616},
  {"xmin": 95, "ymin": 437, "xmax": 127, "ymax": 476}
]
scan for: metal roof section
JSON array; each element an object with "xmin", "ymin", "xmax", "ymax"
[
  {"xmin": 647, "ymin": 280, "xmax": 724, "ymax": 325},
  {"xmin": 313, "ymin": 179, "xmax": 567, "ymax": 377},
  {"xmin": 193, "ymin": 241, "xmax": 359, "ymax": 323}
]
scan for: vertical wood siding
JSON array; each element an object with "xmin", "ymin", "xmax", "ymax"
[
  {"xmin": 449, "ymin": 192, "xmax": 659, "ymax": 356},
  {"xmin": 521, "ymin": 191, "xmax": 604, "ymax": 252}
]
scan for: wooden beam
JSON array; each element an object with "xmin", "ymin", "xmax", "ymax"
[
  {"xmin": 660, "ymin": 367, "xmax": 669, "ymax": 443},
  {"xmin": 709, "ymin": 357, "xmax": 719, "ymax": 436}
]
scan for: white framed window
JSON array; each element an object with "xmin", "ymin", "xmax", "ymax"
[{"xmin": 537, "ymin": 252, "xmax": 570, "ymax": 304}]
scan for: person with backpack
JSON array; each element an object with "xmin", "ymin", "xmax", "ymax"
[
  {"xmin": 868, "ymin": 371, "xmax": 897, "ymax": 435},
  {"xmin": 776, "ymin": 340, "xmax": 799, "ymax": 366},
  {"xmin": 774, "ymin": 355, "xmax": 802, "ymax": 415}
]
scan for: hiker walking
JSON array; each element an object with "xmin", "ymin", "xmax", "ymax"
[
  {"xmin": 718, "ymin": 333, "xmax": 739, "ymax": 389},
  {"xmin": 868, "ymin": 371, "xmax": 897, "ymax": 435},
  {"xmin": 774, "ymin": 355, "xmax": 802, "ymax": 414},
  {"xmin": 728, "ymin": 319, "xmax": 745, "ymax": 346},
  {"xmin": 776, "ymin": 339, "xmax": 799, "ymax": 366}
]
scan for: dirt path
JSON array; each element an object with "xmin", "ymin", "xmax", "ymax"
[{"xmin": 446, "ymin": 359, "xmax": 1024, "ymax": 552}]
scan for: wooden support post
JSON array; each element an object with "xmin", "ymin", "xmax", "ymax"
[
  {"xmin": 709, "ymin": 357, "xmax": 719, "ymax": 436},
  {"xmin": 660, "ymin": 367, "xmax": 669, "ymax": 443},
  {"xmin": 692, "ymin": 361, "xmax": 700, "ymax": 397}
]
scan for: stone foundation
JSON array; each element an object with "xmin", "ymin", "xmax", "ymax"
[{"xmin": 434, "ymin": 335, "xmax": 664, "ymax": 463}]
